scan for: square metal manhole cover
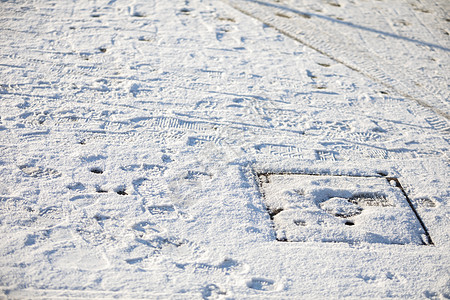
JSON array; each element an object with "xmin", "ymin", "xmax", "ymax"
[{"xmin": 258, "ymin": 173, "xmax": 433, "ymax": 245}]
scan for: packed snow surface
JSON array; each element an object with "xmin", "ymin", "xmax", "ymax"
[{"xmin": 0, "ymin": 0, "xmax": 449, "ymax": 298}]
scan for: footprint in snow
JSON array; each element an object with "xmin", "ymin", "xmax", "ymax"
[
  {"xmin": 201, "ymin": 284, "xmax": 227, "ymax": 299},
  {"xmin": 66, "ymin": 182, "xmax": 86, "ymax": 191},
  {"xmin": 148, "ymin": 205, "xmax": 176, "ymax": 216},
  {"xmin": 319, "ymin": 197, "xmax": 363, "ymax": 218},
  {"xmin": 19, "ymin": 165, "xmax": 61, "ymax": 178},
  {"xmin": 247, "ymin": 278, "xmax": 277, "ymax": 291}
]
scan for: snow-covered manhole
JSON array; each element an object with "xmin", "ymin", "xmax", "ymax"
[{"xmin": 258, "ymin": 173, "xmax": 433, "ymax": 245}]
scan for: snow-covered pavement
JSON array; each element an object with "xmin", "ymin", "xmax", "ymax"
[{"xmin": 0, "ymin": 0, "xmax": 449, "ymax": 298}]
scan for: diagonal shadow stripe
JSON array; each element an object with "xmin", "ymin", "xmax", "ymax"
[
  {"xmin": 223, "ymin": 0, "xmax": 450, "ymax": 120},
  {"xmin": 247, "ymin": 0, "xmax": 450, "ymax": 52}
]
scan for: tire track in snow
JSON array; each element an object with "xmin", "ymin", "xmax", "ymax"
[{"xmin": 221, "ymin": 0, "xmax": 450, "ymax": 120}]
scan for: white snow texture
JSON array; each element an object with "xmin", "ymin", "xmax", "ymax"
[{"xmin": 0, "ymin": 0, "xmax": 449, "ymax": 298}]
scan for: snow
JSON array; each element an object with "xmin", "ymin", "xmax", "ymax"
[
  {"xmin": 0, "ymin": 0, "xmax": 449, "ymax": 298},
  {"xmin": 260, "ymin": 174, "xmax": 428, "ymax": 245}
]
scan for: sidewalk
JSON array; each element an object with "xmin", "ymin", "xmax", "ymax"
[{"xmin": 0, "ymin": 0, "xmax": 448, "ymax": 298}]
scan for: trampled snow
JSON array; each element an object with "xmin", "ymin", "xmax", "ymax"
[{"xmin": 0, "ymin": 0, "xmax": 449, "ymax": 298}]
